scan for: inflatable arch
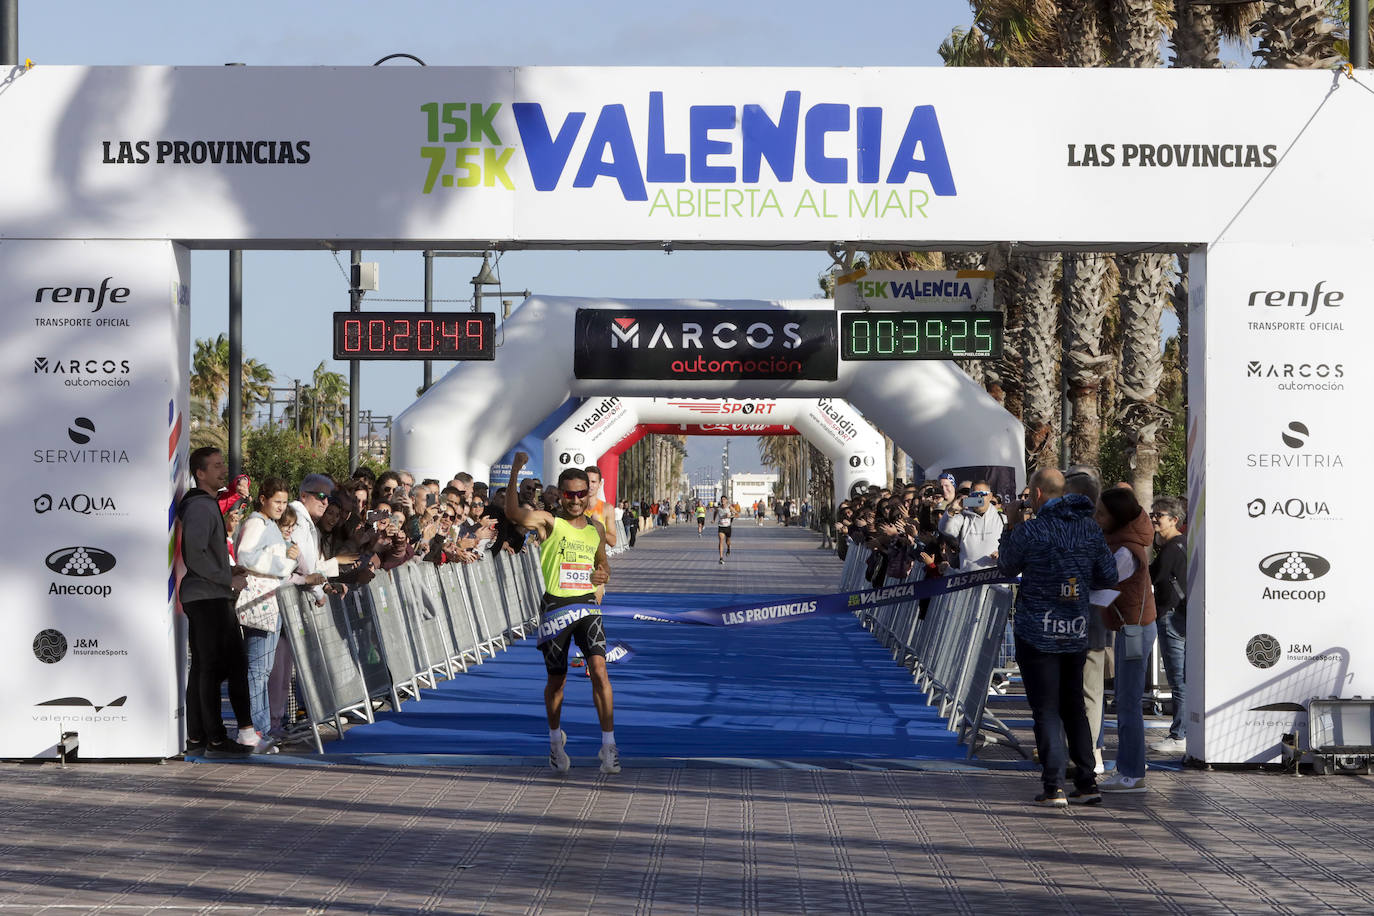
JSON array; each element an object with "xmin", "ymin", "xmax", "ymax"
[
  {"xmin": 595, "ymin": 423, "xmax": 798, "ymax": 507},
  {"xmin": 392, "ymin": 296, "xmax": 1024, "ymax": 489},
  {"xmin": 543, "ymin": 397, "xmax": 885, "ymax": 505}
]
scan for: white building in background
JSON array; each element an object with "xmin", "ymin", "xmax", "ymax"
[{"xmin": 729, "ymin": 472, "xmax": 779, "ymax": 509}]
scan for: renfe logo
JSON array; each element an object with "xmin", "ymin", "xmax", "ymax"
[
  {"xmin": 1247, "ymin": 281, "xmax": 1342, "ymax": 317},
  {"xmin": 511, "ymin": 91, "xmax": 957, "ymax": 202},
  {"xmin": 35, "ymin": 278, "xmax": 129, "ymax": 313}
]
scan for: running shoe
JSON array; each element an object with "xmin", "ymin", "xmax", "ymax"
[
  {"xmin": 598, "ymin": 743, "xmax": 621, "ymax": 775},
  {"xmin": 719, "ymin": 557, "xmax": 725, "ymax": 565},
  {"xmin": 205, "ymin": 740, "xmax": 252, "ymax": 758},
  {"xmin": 550, "ymin": 729, "xmax": 571, "ymax": 774},
  {"xmin": 1034, "ymin": 788, "xmax": 1067, "ymax": 808},
  {"xmin": 1150, "ymin": 736, "xmax": 1187, "ymax": 755},
  {"xmin": 1098, "ymin": 773, "xmax": 1147, "ymax": 793},
  {"xmin": 236, "ymin": 726, "xmax": 259, "ymax": 747}
]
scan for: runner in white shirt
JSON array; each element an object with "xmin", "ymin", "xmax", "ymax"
[{"xmin": 716, "ymin": 504, "xmax": 736, "ymax": 565}]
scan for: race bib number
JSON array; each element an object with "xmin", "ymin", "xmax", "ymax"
[{"xmin": 559, "ymin": 562, "xmax": 594, "ymax": 590}]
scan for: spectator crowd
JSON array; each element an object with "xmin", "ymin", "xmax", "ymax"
[{"xmin": 832, "ymin": 467, "xmax": 1188, "ymax": 804}]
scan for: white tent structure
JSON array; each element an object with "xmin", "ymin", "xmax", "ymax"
[{"xmin": 392, "ymin": 296, "xmax": 1024, "ymax": 488}]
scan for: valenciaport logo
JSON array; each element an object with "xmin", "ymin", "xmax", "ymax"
[
  {"xmin": 1246, "ymin": 421, "xmax": 1342, "ymax": 469},
  {"xmin": 33, "ymin": 356, "xmax": 133, "ymax": 389},
  {"xmin": 575, "ymin": 308, "xmax": 838, "ymax": 381},
  {"xmin": 1245, "ymin": 360, "xmax": 1344, "ymax": 392},
  {"xmin": 1247, "ymin": 497, "xmax": 1335, "ymax": 521},
  {"xmin": 33, "ymin": 417, "xmax": 131, "ymax": 465},
  {"xmin": 33, "ymin": 629, "xmax": 68, "ymax": 663},
  {"xmin": 1246, "ymin": 633, "xmax": 1283, "ymax": 669},
  {"xmin": 34, "ymin": 492, "xmax": 122, "ymax": 517},
  {"xmin": 33, "ymin": 695, "xmax": 130, "ymax": 723},
  {"xmin": 33, "ymin": 278, "xmax": 134, "ymax": 330},
  {"xmin": 1257, "ymin": 551, "xmax": 1330, "ymax": 602}
]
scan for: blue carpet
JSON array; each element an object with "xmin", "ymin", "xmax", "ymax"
[{"xmin": 323, "ymin": 591, "xmax": 966, "ymax": 762}]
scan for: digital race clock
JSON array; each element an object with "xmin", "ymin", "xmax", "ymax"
[
  {"xmin": 332, "ymin": 312, "xmax": 496, "ymax": 361},
  {"xmin": 840, "ymin": 311, "xmax": 1003, "ymax": 360}
]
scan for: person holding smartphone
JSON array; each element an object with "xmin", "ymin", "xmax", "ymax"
[{"xmin": 937, "ymin": 479, "xmax": 1004, "ymax": 571}]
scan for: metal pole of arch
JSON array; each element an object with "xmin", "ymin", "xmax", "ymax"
[
  {"xmin": 1, "ymin": 0, "xmax": 16, "ymax": 66},
  {"xmin": 228, "ymin": 250, "xmax": 243, "ymax": 476},
  {"xmin": 1355, "ymin": 1, "xmax": 1369, "ymax": 69},
  {"xmin": 422, "ymin": 250, "xmax": 434, "ymax": 393},
  {"xmin": 349, "ymin": 250, "xmax": 361, "ymax": 472}
]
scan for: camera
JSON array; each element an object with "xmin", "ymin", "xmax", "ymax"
[{"xmin": 365, "ymin": 509, "xmax": 389, "ymax": 524}]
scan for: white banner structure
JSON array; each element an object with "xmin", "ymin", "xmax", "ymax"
[
  {"xmin": 0, "ymin": 240, "xmax": 189, "ymax": 760},
  {"xmin": 543, "ymin": 397, "xmax": 887, "ymax": 504},
  {"xmin": 1, "ymin": 64, "xmax": 1373, "ymax": 762}
]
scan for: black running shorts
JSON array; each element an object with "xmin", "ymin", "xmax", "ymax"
[
  {"xmin": 540, "ymin": 614, "xmax": 607, "ymax": 675},
  {"xmin": 718, "ymin": 525, "xmax": 732, "ymax": 539}
]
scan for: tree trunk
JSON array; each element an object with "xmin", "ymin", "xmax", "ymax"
[
  {"xmin": 1170, "ymin": 0, "xmax": 1222, "ymax": 67},
  {"xmin": 1110, "ymin": 0, "xmax": 1163, "ymax": 67},
  {"xmin": 985, "ymin": 243, "xmax": 1020, "ymax": 416},
  {"xmin": 883, "ymin": 435, "xmax": 895, "ymax": 490},
  {"xmin": 1063, "ymin": 252, "xmax": 1116, "ymax": 467},
  {"xmin": 1118, "ymin": 252, "xmax": 1175, "ymax": 510},
  {"xmin": 1014, "ymin": 250, "xmax": 1062, "ymax": 474}
]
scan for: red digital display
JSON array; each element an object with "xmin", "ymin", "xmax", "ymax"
[{"xmin": 332, "ymin": 311, "xmax": 495, "ymax": 361}]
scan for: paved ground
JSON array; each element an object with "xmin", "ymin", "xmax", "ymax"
[{"xmin": 4, "ymin": 521, "xmax": 1373, "ymax": 914}]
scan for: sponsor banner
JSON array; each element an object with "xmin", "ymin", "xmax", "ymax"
[
  {"xmin": 0, "ymin": 240, "xmax": 188, "ymax": 760},
  {"xmin": 0, "ymin": 67, "xmax": 1355, "ymax": 245},
  {"xmin": 572, "ymin": 640, "xmax": 635, "ymax": 665},
  {"xmin": 604, "ymin": 567, "xmax": 1014, "ymax": 629},
  {"xmin": 833, "ymin": 269, "xmax": 995, "ymax": 312},
  {"xmin": 573, "ymin": 309, "xmax": 837, "ymax": 381},
  {"xmin": 1198, "ymin": 242, "xmax": 1371, "ymax": 764}
]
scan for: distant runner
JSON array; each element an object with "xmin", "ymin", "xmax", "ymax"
[
  {"xmin": 716, "ymin": 503, "xmax": 736, "ymax": 564},
  {"xmin": 696, "ymin": 503, "xmax": 707, "ymax": 536},
  {"xmin": 506, "ymin": 452, "xmax": 618, "ymax": 775}
]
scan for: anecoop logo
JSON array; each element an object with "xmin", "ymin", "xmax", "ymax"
[{"xmin": 45, "ymin": 546, "xmax": 117, "ymax": 577}]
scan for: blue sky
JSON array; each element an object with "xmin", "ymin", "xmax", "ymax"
[{"xmin": 16, "ymin": 0, "xmax": 1190, "ymax": 477}]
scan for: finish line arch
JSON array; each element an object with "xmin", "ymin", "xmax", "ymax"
[
  {"xmin": 541, "ymin": 396, "xmax": 888, "ymax": 506},
  {"xmin": 595, "ymin": 423, "xmax": 798, "ymax": 508},
  {"xmin": 1, "ymin": 64, "xmax": 1370, "ymax": 765},
  {"xmin": 392, "ymin": 296, "xmax": 1023, "ymax": 489}
]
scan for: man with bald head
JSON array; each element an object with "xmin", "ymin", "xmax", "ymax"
[{"xmin": 998, "ymin": 467, "xmax": 1118, "ymax": 808}]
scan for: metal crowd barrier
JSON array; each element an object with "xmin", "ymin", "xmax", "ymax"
[
  {"xmin": 847, "ymin": 544, "xmax": 1026, "ymax": 760},
  {"xmin": 274, "ymin": 548, "xmax": 545, "ymax": 753}
]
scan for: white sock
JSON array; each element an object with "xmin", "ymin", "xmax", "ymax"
[
  {"xmin": 551, "ymin": 728, "xmax": 562, "ymax": 744},
  {"xmin": 601, "ymin": 730, "xmax": 616, "ymax": 747}
]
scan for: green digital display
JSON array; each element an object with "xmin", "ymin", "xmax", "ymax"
[{"xmin": 840, "ymin": 311, "xmax": 1003, "ymax": 360}]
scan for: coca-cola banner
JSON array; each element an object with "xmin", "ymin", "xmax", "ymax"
[{"xmin": 573, "ymin": 309, "xmax": 837, "ymax": 381}]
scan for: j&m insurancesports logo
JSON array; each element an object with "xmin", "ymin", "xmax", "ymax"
[{"xmin": 1246, "ymin": 634, "xmax": 1283, "ymax": 669}]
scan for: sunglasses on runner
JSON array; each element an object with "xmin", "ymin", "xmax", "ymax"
[{"xmin": 562, "ymin": 488, "xmax": 590, "ymax": 500}]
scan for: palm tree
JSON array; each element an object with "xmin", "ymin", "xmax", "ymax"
[
  {"xmin": 190, "ymin": 335, "xmax": 230, "ymax": 408},
  {"xmin": 222, "ymin": 358, "xmax": 275, "ymax": 429},
  {"xmin": 1013, "ymin": 251, "xmax": 1063, "ymax": 473},
  {"xmin": 1252, "ymin": 0, "xmax": 1345, "ymax": 67},
  {"xmin": 307, "ymin": 361, "xmax": 349, "ymax": 446}
]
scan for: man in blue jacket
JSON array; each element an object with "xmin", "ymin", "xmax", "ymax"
[{"xmin": 998, "ymin": 468, "xmax": 1118, "ymax": 807}]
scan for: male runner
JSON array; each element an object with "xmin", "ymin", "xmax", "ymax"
[
  {"xmin": 583, "ymin": 465, "xmax": 618, "ymax": 548},
  {"xmin": 506, "ymin": 452, "xmax": 618, "ymax": 775},
  {"xmin": 716, "ymin": 503, "xmax": 736, "ymax": 564},
  {"xmin": 696, "ymin": 503, "xmax": 707, "ymax": 536}
]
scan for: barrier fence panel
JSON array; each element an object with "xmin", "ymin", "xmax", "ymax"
[
  {"xmin": 423, "ymin": 563, "xmax": 478, "ymax": 671},
  {"xmin": 364, "ymin": 573, "xmax": 424, "ymax": 703},
  {"xmin": 391, "ymin": 563, "xmax": 455, "ymax": 683},
  {"xmin": 276, "ymin": 587, "xmax": 372, "ymax": 753},
  {"xmin": 338, "ymin": 586, "xmax": 402, "ymax": 711},
  {"xmin": 460, "ymin": 559, "xmax": 508, "ymax": 654}
]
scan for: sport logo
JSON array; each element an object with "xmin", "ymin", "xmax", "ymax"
[
  {"xmin": 32, "ymin": 629, "xmax": 68, "ymax": 664},
  {"xmin": 1258, "ymin": 551, "xmax": 1329, "ymax": 581},
  {"xmin": 45, "ymin": 546, "xmax": 117, "ymax": 577},
  {"xmin": 1245, "ymin": 633, "xmax": 1283, "ymax": 669}
]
